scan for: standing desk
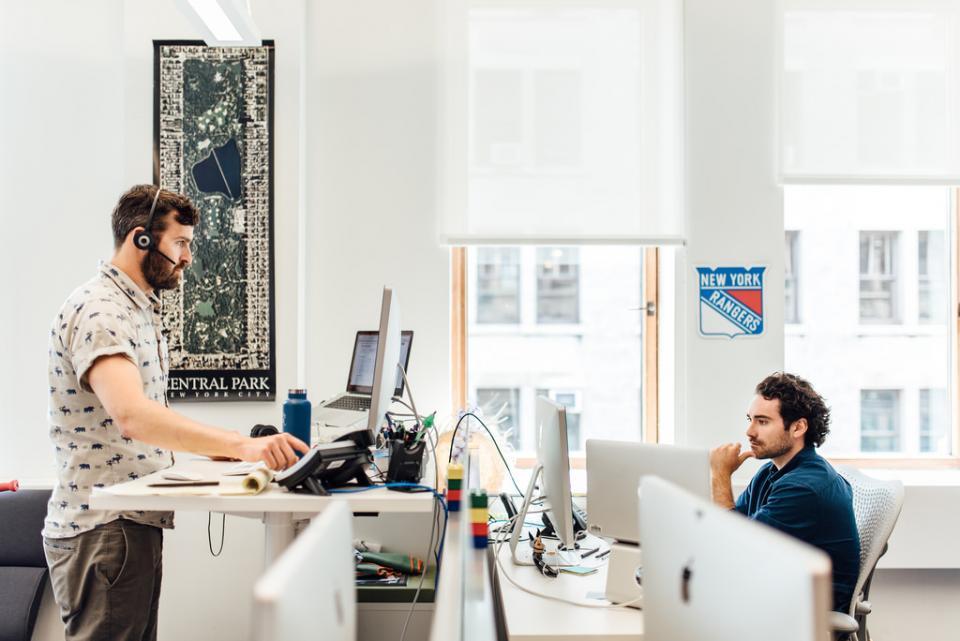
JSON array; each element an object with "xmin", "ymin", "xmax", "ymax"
[
  {"xmin": 492, "ymin": 540, "xmax": 644, "ymax": 641},
  {"xmin": 89, "ymin": 458, "xmax": 435, "ymax": 564}
]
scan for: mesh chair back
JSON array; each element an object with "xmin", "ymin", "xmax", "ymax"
[{"xmin": 835, "ymin": 466, "xmax": 904, "ymax": 617}]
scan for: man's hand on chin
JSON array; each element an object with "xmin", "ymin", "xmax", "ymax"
[{"xmin": 710, "ymin": 442, "xmax": 755, "ymax": 479}]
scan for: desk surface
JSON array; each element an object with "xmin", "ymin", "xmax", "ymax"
[
  {"xmin": 89, "ymin": 458, "xmax": 434, "ymax": 514},
  {"xmin": 493, "ymin": 539, "xmax": 643, "ymax": 641}
]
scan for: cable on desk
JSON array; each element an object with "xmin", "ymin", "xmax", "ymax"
[
  {"xmin": 447, "ymin": 412, "xmax": 524, "ymax": 497},
  {"xmin": 491, "ymin": 513, "xmax": 642, "ymax": 609},
  {"xmin": 208, "ymin": 512, "xmax": 225, "ymax": 557}
]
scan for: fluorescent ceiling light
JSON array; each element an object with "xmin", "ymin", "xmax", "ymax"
[
  {"xmin": 176, "ymin": 0, "xmax": 262, "ymax": 47},
  {"xmin": 187, "ymin": 0, "xmax": 242, "ymax": 41}
]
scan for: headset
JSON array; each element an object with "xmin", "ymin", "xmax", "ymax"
[
  {"xmin": 250, "ymin": 424, "xmax": 279, "ymax": 438},
  {"xmin": 133, "ymin": 186, "xmax": 163, "ymax": 251}
]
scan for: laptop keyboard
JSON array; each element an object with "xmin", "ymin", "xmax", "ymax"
[{"xmin": 326, "ymin": 395, "xmax": 371, "ymax": 412}]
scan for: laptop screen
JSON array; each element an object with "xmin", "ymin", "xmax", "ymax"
[{"xmin": 346, "ymin": 330, "xmax": 414, "ymax": 397}]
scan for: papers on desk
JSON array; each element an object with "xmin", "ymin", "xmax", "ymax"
[
  {"xmin": 222, "ymin": 461, "xmax": 267, "ymax": 476},
  {"xmin": 102, "ymin": 481, "xmax": 223, "ymax": 497}
]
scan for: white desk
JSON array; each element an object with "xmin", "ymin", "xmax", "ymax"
[
  {"xmin": 90, "ymin": 458, "xmax": 434, "ymax": 563},
  {"xmin": 493, "ymin": 540, "xmax": 643, "ymax": 641}
]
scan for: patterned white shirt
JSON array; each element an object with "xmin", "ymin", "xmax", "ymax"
[{"xmin": 44, "ymin": 262, "xmax": 175, "ymax": 538}]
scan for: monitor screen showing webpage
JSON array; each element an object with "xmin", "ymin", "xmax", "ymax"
[{"xmin": 346, "ymin": 330, "xmax": 413, "ymax": 397}]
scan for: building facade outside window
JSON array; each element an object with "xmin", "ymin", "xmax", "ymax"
[
  {"xmin": 918, "ymin": 230, "xmax": 947, "ymax": 324},
  {"xmin": 861, "ymin": 389, "xmax": 901, "ymax": 453},
  {"xmin": 859, "ymin": 231, "xmax": 899, "ymax": 323},
  {"xmin": 536, "ymin": 247, "xmax": 580, "ymax": 324},
  {"xmin": 476, "ymin": 247, "xmax": 521, "ymax": 324},
  {"xmin": 785, "ymin": 230, "xmax": 800, "ymax": 324},
  {"xmin": 919, "ymin": 388, "xmax": 948, "ymax": 454}
]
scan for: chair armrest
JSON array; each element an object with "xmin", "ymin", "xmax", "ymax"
[
  {"xmin": 828, "ymin": 611, "xmax": 858, "ymax": 633},
  {"xmin": 855, "ymin": 600, "xmax": 871, "ymax": 615}
]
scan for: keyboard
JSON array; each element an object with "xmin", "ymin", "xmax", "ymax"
[{"xmin": 325, "ymin": 395, "xmax": 371, "ymax": 412}]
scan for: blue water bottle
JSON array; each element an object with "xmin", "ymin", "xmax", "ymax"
[{"xmin": 282, "ymin": 389, "xmax": 311, "ymax": 456}]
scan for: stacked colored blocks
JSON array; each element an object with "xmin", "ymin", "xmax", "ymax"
[
  {"xmin": 470, "ymin": 489, "xmax": 488, "ymax": 548},
  {"xmin": 447, "ymin": 463, "xmax": 464, "ymax": 511}
]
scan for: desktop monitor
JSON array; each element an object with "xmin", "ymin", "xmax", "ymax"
[
  {"xmin": 252, "ymin": 501, "xmax": 356, "ymax": 641},
  {"xmin": 536, "ymin": 396, "xmax": 575, "ymax": 553},
  {"xmin": 367, "ymin": 287, "xmax": 402, "ymax": 440},
  {"xmin": 585, "ymin": 440, "xmax": 710, "ymax": 545},
  {"xmin": 640, "ymin": 476, "xmax": 832, "ymax": 641}
]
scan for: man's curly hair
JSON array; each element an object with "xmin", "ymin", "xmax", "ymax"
[{"xmin": 755, "ymin": 372, "xmax": 831, "ymax": 448}]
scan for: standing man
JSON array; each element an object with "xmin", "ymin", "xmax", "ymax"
[
  {"xmin": 43, "ymin": 185, "xmax": 308, "ymax": 641},
  {"xmin": 710, "ymin": 372, "xmax": 861, "ymax": 613}
]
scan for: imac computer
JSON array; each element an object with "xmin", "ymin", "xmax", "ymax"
[
  {"xmin": 585, "ymin": 439, "xmax": 710, "ymax": 606},
  {"xmin": 252, "ymin": 501, "xmax": 356, "ymax": 641},
  {"xmin": 277, "ymin": 286, "xmax": 402, "ymax": 494},
  {"xmin": 509, "ymin": 396, "xmax": 578, "ymax": 567},
  {"xmin": 640, "ymin": 476, "xmax": 832, "ymax": 641},
  {"xmin": 367, "ymin": 286, "xmax": 402, "ymax": 441}
]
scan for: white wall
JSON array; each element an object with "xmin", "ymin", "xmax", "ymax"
[
  {"xmin": 680, "ymin": 0, "xmax": 783, "ymax": 459},
  {"xmin": 302, "ymin": 0, "xmax": 451, "ymax": 418}
]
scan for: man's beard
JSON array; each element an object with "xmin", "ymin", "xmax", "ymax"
[
  {"xmin": 750, "ymin": 435, "xmax": 793, "ymax": 460},
  {"xmin": 142, "ymin": 251, "xmax": 183, "ymax": 291}
]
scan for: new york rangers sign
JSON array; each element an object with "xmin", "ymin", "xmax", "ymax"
[{"xmin": 697, "ymin": 266, "xmax": 766, "ymax": 338}]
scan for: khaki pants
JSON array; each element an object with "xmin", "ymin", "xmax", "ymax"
[{"xmin": 43, "ymin": 519, "xmax": 163, "ymax": 641}]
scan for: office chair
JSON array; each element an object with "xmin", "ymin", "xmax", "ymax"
[
  {"xmin": 829, "ymin": 466, "xmax": 904, "ymax": 641},
  {"xmin": 0, "ymin": 489, "xmax": 52, "ymax": 641}
]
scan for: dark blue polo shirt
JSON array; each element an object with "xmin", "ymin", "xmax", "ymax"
[{"xmin": 735, "ymin": 446, "xmax": 860, "ymax": 613}]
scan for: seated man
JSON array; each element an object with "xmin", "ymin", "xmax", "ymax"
[{"xmin": 710, "ymin": 372, "xmax": 861, "ymax": 613}]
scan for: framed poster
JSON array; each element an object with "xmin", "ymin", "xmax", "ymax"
[{"xmin": 154, "ymin": 40, "xmax": 276, "ymax": 401}]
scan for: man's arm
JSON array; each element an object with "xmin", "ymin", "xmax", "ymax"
[
  {"xmin": 709, "ymin": 443, "xmax": 754, "ymax": 509},
  {"xmin": 88, "ymin": 354, "xmax": 308, "ymax": 470}
]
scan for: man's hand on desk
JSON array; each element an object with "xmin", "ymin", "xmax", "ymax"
[{"xmin": 237, "ymin": 433, "xmax": 310, "ymax": 471}]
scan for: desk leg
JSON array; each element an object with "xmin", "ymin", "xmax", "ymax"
[{"xmin": 263, "ymin": 512, "xmax": 296, "ymax": 566}]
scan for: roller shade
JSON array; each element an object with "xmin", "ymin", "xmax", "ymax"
[
  {"xmin": 781, "ymin": 0, "xmax": 960, "ymax": 183},
  {"xmin": 438, "ymin": 0, "xmax": 684, "ymax": 245}
]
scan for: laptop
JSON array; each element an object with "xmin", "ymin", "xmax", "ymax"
[{"xmin": 313, "ymin": 330, "xmax": 413, "ymax": 430}]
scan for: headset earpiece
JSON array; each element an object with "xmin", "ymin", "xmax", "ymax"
[
  {"xmin": 250, "ymin": 424, "xmax": 279, "ymax": 438},
  {"xmin": 133, "ymin": 228, "xmax": 154, "ymax": 250}
]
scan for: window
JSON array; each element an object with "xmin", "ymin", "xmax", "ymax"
[
  {"xmin": 464, "ymin": 246, "xmax": 649, "ymax": 457},
  {"xmin": 785, "ymin": 231, "xmax": 800, "ymax": 324},
  {"xmin": 476, "ymin": 388, "xmax": 521, "ymax": 449},
  {"xmin": 476, "ymin": 247, "xmax": 521, "ymax": 324},
  {"xmin": 918, "ymin": 230, "xmax": 947, "ymax": 323},
  {"xmin": 536, "ymin": 247, "xmax": 580, "ymax": 324},
  {"xmin": 919, "ymin": 388, "xmax": 949, "ymax": 454},
  {"xmin": 860, "ymin": 231, "xmax": 899, "ymax": 323},
  {"xmin": 861, "ymin": 389, "xmax": 901, "ymax": 453},
  {"xmin": 784, "ymin": 186, "xmax": 952, "ymax": 458}
]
